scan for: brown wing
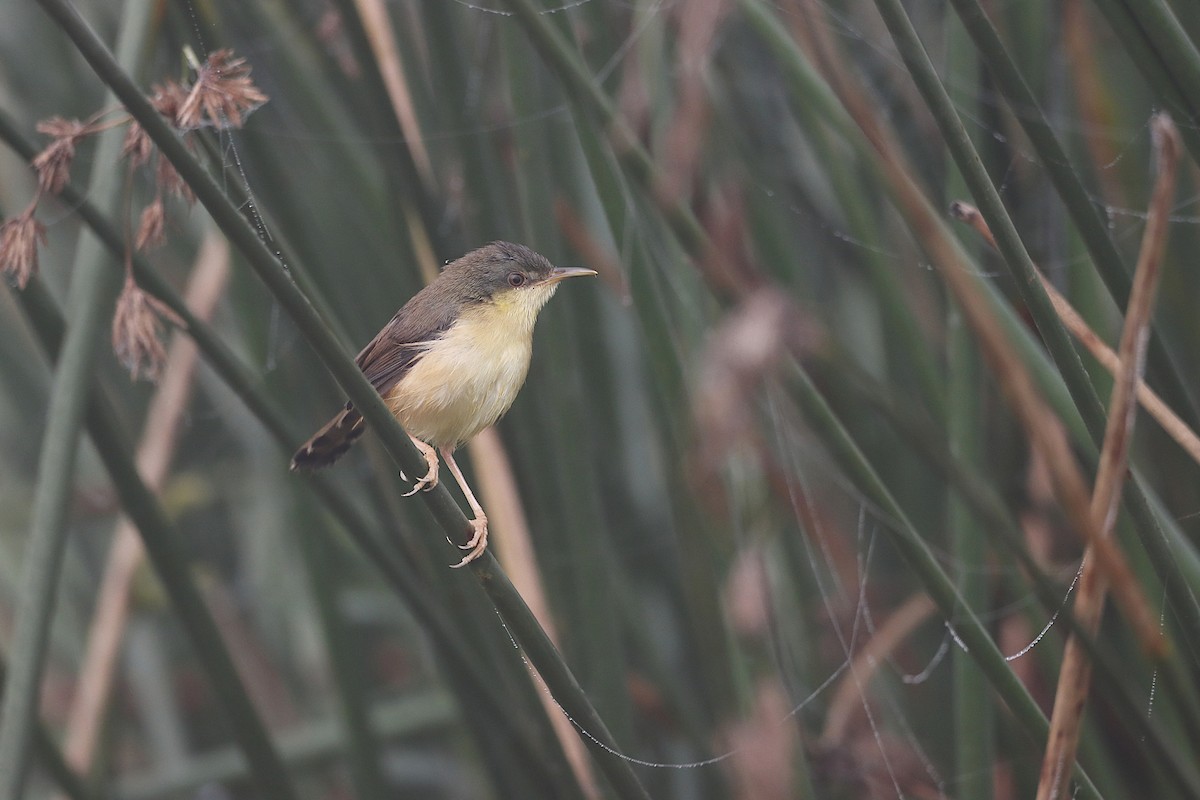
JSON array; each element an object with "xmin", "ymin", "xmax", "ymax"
[
  {"xmin": 354, "ymin": 278, "xmax": 464, "ymax": 395},
  {"xmin": 292, "ymin": 263, "xmax": 476, "ymax": 469}
]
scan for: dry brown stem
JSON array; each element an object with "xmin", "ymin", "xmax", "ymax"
[
  {"xmin": 555, "ymin": 198, "xmax": 630, "ymax": 303},
  {"xmin": 1034, "ymin": 112, "xmax": 1179, "ymax": 800},
  {"xmin": 657, "ymin": 0, "xmax": 730, "ymax": 205},
  {"xmin": 722, "ymin": 679, "xmax": 798, "ymax": 800},
  {"xmin": 353, "ymin": 0, "xmax": 433, "ymax": 184},
  {"xmin": 1061, "ymin": 0, "xmax": 1123, "ymax": 205}
]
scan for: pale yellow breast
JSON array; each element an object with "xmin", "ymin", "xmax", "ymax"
[{"xmin": 383, "ymin": 299, "xmax": 537, "ymax": 449}]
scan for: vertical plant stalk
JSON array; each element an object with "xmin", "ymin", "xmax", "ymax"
[
  {"xmin": 296, "ymin": 521, "xmax": 387, "ymax": 800},
  {"xmin": 0, "ymin": 111, "xmax": 578, "ymax": 789},
  {"xmin": 949, "ymin": 201, "xmax": 1200, "ymax": 469},
  {"xmin": 60, "ymin": 231, "xmax": 230, "ymax": 783},
  {"xmin": 469, "ymin": 428, "xmax": 602, "ymax": 799},
  {"xmin": 0, "ymin": 3, "xmax": 154, "ymax": 792},
  {"xmin": 0, "ymin": 661, "xmax": 96, "ymax": 800},
  {"xmin": 351, "ymin": 0, "xmax": 433, "ymax": 183},
  {"xmin": 1035, "ymin": 113, "xmax": 1179, "ymax": 800},
  {"xmin": 857, "ymin": 0, "xmax": 1164, "ymax": 655},
  {"xmin": 1061, "ymin": 0, "xmax": 1124, "ymax": 205},
  {"xmin": 1113, "ymin": 0, "xmax": 1200, "ymax": 117},
  {"xmin": 946, "ymin": 0, "xmax": 1198, "ymax": 421},
  {"xmin": 13, "ymin": 276, "xmax": 300, "ymax": 800},
  {"xmin": 32, "ymin": 4, "xmax": 649, "ymax": 796}
]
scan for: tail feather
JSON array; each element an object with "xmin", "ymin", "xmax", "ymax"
[{"xmin": 291, "ymin": 404, "xmax": 365, "ymax": 471}]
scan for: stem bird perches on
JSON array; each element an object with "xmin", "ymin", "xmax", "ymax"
[{"xmin": 31, "ymin": 2, "xmax": 650, "ymax": 796}]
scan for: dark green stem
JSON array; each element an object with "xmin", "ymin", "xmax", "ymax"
[
  {"xmin": 13, "ymin": 275, "xmax": 300, "ymax": 800},
  {"xmin": 870, "ymin": 0, "xmax": 1200, "ymax": 666},
  {"xmin": 0, "ymin": 108, "xmax": 580, "ymax": 792},
  {"xmin": 943, "ymin": 0, "xmax": 1199, "ymax": 423},
  {"xmin": 787, "ymin": 364, "xmax": 1104, "ymax": 799},
  {"xmin": 0, "ymin": 3, "xmax": 153, "ymax": 790},
  {"xmin": 32, "ymin": 2, "xmax": 650, "ymax": 795}
]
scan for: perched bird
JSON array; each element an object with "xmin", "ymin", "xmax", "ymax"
[{"xmin": 291, "ymin": 241, "xmax": 596, "ymax": 566}]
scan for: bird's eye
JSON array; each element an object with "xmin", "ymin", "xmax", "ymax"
[{"xmin": 507, "ymin": 272, "xmax": 527, "ymax": 287}]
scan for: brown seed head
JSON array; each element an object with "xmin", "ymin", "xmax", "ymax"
[
  {"xmin": 0, "ymin": 206, "xmax": 47, "ymax": 289},
  {"xmin": 155, "ymin": 151, "xmax": 195, "ymax": 204},
  {"xmin": 112, "ymin": 274, "xmax": 180, "ymax": 380},
  {"xmin": 135, "ymin": 197, "xmax": 167, "ymax": 251},
  {"xmin": 121, "ymin": 120, "xmax": 154, "ymax": 168},
  {"xmin": 177, "ymin": 49, "xmax": 268, "ymax": 130},
  {"xmin": 149, "ymin": 80, "xmax": 190, "ymax": 122},
  {"xmin": 32, "ymin": 116, "xmax": 90, "ymax": 195}
]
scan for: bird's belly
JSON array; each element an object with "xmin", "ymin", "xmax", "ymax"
[{"xmin": 384, "ymin": 319, "xmax": 532, "ymax": 449}]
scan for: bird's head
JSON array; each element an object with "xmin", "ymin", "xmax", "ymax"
[{"xmin": 447, "ymin": 241, "xmax": 596, "ymax": 326}]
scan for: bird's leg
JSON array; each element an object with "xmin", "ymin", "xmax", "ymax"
[
  {"xmin": 400, "ymin": 436, "xmax": 440, "ymax": 497},
  {"xmin": 440, "ymin": 447, "xmax": 488, "ymax": 568}
]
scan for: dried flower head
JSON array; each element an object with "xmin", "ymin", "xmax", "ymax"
[
  {"xmin": 1, "ymin": 205, "xmax": 47, "ymax": 289},
  {"xmin": 155, "ymin": 152, "xmax": 194, "ymax": 204},
  {"xmin": 112, "ymin": 274, "xmax": 180, "ymax": 381},
  {"xmin": 135, "ymin": 197, "xmax": 166, "ymax": 251},
  {"xmin": 32, "ymin": 116, "xmax": 91, "ymax": 195},
  {"xmin": 149, "ymin": 80, "xmax": 190, "ymax": 122},
  {"xmin": 121, "ymin": 120, "xmax": 153, "ymax": 168},
  {"xmin": 177, "ymin": 49, "xmax": 268, "ymax": 130}
]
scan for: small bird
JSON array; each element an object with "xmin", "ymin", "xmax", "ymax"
[{"xmin": 291, "ymin": 241, "xmax": 596, "ymax": 566}]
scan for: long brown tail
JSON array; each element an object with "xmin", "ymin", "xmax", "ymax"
[{"xmin": 290, "ymin": 403, "xmax": 365, "ymax": 471}]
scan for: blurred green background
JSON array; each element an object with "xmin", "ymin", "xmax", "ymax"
[{"xmin": 2, "ymin": 0, "xmax": 1200, "ymax": 798}]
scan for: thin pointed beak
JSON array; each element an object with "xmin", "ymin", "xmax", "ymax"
[{"xmin": 542, "ymin": 266, "xmax": 597, "ymax": 285}]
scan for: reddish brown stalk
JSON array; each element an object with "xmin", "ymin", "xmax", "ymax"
[
  {"xmin": 657, "ymin": 0, "xmax": 730, "ymax": 205},
  {"xmin": 950, "ymin": 201, "xmax": 1200, "ymax": 468},
  {"xmin": 352, "ymin": 0, "xmax": 433, "ymax": 185},
  {"xmin": 1035, "ymin": 113, "xmax": 1179, "ymax": 800},
  {"xmin": 1062, "ymin": 0, "xmax": 1124, "ymax": 205},
  {"xmin": 554, "ymin": 198, "xmax": 630, "ymax": 303},
  {"xmin": 722, "ymin": 679, "xmax": 798, "ymax": 799}
]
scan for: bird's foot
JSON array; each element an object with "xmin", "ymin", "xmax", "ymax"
[
  {"xmin": 449, "ymin": 515, "xmax": 488, "ymax": 568},
  {"xmin": 401, "ymin": 440, "xmax": 440, "ymax": 497}
]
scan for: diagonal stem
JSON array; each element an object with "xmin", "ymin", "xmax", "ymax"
[{"xmin": 31, "ymin": 2, "xmax": 650, "ymax": 795}]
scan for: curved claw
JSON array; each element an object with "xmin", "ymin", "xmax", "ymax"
[
  {"xmin": 449, "ymin": 517, "xmax": 489, "ymax": 568},
  {"xmin": 401, "ymin": 444, "xmax": 440, "ymax": 497}
]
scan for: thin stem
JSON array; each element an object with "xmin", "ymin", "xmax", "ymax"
[
  {"xmin": 0, "ymin": 107, "xmax": 577, "ymax": 790},
  {"xmin": 0, "ymin": 4, "xmax": 155, "ymax": 791},
  {"xmin": 32, "ymin": 3, "xmax": 650, "ymax": 795},
  {"xmin": 945, "ymin": 0, "xmax": 1200, "ymax": 423}
]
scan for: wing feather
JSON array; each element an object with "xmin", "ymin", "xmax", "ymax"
[{"xmin": 354, "ymin": 279, "xmax": 464, "ymax": 395}]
